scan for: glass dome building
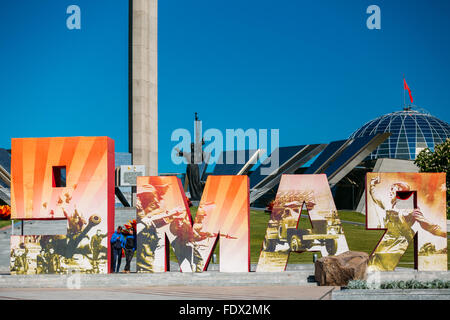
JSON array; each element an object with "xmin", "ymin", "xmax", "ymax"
[{"xmin": 349, "ymin": 108, "xmax": 450, "ymax": 160}]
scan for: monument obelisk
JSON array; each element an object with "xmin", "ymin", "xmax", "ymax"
[{"xmin": 130, "ymin": 0, "xmax": 158, "ymax": 176}]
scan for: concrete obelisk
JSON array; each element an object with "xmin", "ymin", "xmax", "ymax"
[{"xmin": 130, "ymin": 0, "xmax": 158, "ymax": 176}]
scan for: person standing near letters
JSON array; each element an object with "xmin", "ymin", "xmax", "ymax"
[
  {"xmin": 110, "ymin": 226, "xmax": 125, "ymax": 273},
  {"xmin": 123, "ymin": 226, "xmax": 137, "ymax": 273}
]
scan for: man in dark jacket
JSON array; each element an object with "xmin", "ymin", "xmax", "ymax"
[
  {"xmin": 123, "ymin": 226, "xmax": 137, "ymax": 273},
  {"xmin": 110, "ymin": 226, "xmax": 125, "ymax": 273}
]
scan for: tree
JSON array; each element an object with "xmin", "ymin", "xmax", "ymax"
[{"xmin": 414, "ymin": 138, "xmax": 450, "ymax": 219}]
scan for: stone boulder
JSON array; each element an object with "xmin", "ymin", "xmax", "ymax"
[{"xmin": 314, "ymin": 251, "xmax": 369, "ymax": 286}]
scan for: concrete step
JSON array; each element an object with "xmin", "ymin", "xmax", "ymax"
[
  {"xmin": 332, "ymin": 289, "xmax": 450, "ymax": 300},
  {"xmin": 367, "ymin": 269, "xmax": 450, "ymax": 282}
]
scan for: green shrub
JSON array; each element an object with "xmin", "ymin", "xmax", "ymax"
[
  {"xmin": 405, "ymin": 279, "xmax": 422, "ymax": 289},
  {"xmin": 347, "ymin": 280, "xmax": 369, "ymax": 289},
  {"xmin": 347, "ymin": 279, "xmax": 450, "ymax": 289}
]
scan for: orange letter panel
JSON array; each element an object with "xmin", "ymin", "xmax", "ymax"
[{"xmin": 10, "ymin": 137, "xmax": 115, "ymax": 274}]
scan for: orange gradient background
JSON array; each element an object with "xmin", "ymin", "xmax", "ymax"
[
  {"xmin": 137, "ymin": 175, "xmax": 250, "ymax": 272},
  {"xmin": 366, "ymin": 172, "xmax": 447, "ymax": 271},
  {"xmin": 10, "ymin": 137, "xmax": 115, "ymax": 270}
]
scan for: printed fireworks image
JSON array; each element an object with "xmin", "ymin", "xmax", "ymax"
[
  {"xmin": 10, "ymin": 189, "xmax": 108, "ymax": 274},
  {"xmin": 10, "ymin": 137, "xmax": 114, "ymax": 274}
]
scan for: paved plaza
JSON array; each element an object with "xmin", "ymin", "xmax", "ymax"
[
  {"xmin": 1, "ymin": 209, "xmax": 449, "ymax": 301},
  {"xmin": 0, "ymin": 209, "xmax": 335, "ymax": 300},
  {"xmin": 0, "ymin": 285, "xmax": 337, "ymax": 300}
]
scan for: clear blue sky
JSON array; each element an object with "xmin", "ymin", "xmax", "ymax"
[{"xmin": 1, "ymin": 0, "xmax": 449, "ymax": 174}]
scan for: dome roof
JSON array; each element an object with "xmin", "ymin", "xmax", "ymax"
[{"xmin": 349, "ymin": 108, "xmax": 450, "ymax": 160}]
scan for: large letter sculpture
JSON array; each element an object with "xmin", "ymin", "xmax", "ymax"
[
  {"xmin": 366, "ymin": 172, "xmax": 447, "ymax": 271},
  {"xmin": 136, "ymin": 175, "xmax": 250, "ymax": 272},
  {"xmin": 256, "ymin": 174, "xmax": 349, "ymax": 272},
  {"xmin": 10, "ymin": 137, "xmax": 115, "ymax": 274}
]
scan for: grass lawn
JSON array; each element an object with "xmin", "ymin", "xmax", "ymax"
[
  {"xmin": 0, "ymin": 220, "xmax": 11, "ymax": 229},
  {"xmin": 251, "ymin": 210, "xmax": 386, "ymax": 265}
]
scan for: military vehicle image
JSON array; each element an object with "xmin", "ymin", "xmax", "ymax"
[{"xmin": 262, "ymin": 202, "xmax": 340, "ymax": 255}]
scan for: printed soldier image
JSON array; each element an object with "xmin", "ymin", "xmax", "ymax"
[
  {"xmin": 9, "ymin": 136, "xmax": 114, "ymax": 275},
  {"xmin": 136, "ymin": 181, "xmax": 173, "ymax": 272},
  {"xmin": 136, "ymin": 176, "xmax": 241, "ymax": 273},
  {"xmin": 136, "ymin": 179, "xmax": 212, "ymax": 272},
  {"xmin": 136, "ymin": 175, "xmax": 248, "ymax": 273},
  {"xmin": 367, "ymin": 173, "xmax": 447, "ymax": 271},
  {"xmin": 36, "ymin": 249, "xmax": 46, "ymax": 274},
  {"xmin": 10, "ymin": 244, "xmax": 29, "ymax": 274},
  {"xmin": 10, "ymin": 208, "xmax": 108, "ymax": 274},
  {"xmin": 257, "ymin": 175, "xmax": 349, "ymax": 272},
  {"xmin": 47, "ymin": 248, "xmax": 62, "ymax": 273},
  {"xmin": 168, "ymin": 212, "xmax": 203, "ymax": 272},
  {"xmin": 136, "ymin": 181, "xmax": 184, "ymax": 272},
  {"xmin": 190, "ymin": 203, "xmax": 216, "ymax": 270},
  {"xmin": 90, "ymin": 229, "xmax": 107, "ymax": 273}
]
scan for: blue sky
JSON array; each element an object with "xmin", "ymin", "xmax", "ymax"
[{"xmin": 1, "ymin": 0, "xmax": 449, "ymax": 174}]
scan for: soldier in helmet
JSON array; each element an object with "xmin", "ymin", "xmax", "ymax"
[
  {"xmin": 36, "ymin": 249, "xmax": 47, "ymax": 274},
  {"xmin": 90, "ymin": 229, "xmax": 107, "ymax": 273},
  {"xmin": 46, "ymin": 248, "xmax": 61, "ymax": 274},
  {"xmin": 136, "ymin": 181, "xmax": 170, "ymax": 272},
  {"xmin": 368, "ymin": 175, "xmax": 446, "ymax": 271}
]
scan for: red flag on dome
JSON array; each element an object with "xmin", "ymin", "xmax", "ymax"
[{"xmin": 404, "ymin": 78, "xmax": 413, "ymax": 103}]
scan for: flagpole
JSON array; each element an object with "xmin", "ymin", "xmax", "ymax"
[
  {"xmin": 403, "ymin": 76, "xmax": 406, "ymax": 108},
  {"xmin": 404, "ymin": 81, "xmax": 406, "ymax": 107}
]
